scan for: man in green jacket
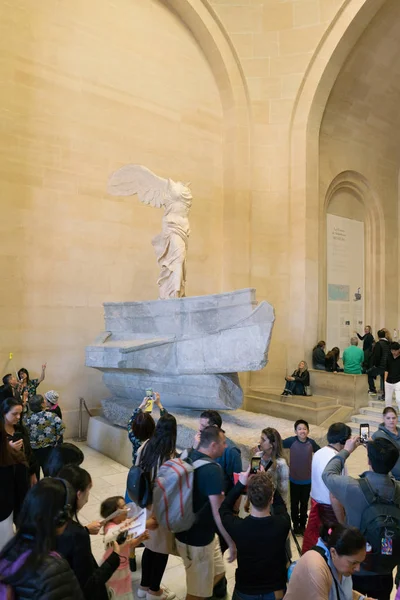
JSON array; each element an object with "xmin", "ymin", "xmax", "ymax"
[{"xmin": 342, "ymin": 337, "xmax": 364, "ymax": 374}]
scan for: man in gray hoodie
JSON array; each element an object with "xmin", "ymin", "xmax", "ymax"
[{"xmin": 322, "ymin": 436, "xmax": 400, "ymax": 600}]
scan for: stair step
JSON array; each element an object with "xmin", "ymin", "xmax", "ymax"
[
  {"xmin": 249, "ymin": 388, "xmax": 336, "ymax": 409},
  {"xmin": 351, "ymin": 413, "xmax": 382, "ymax": 425},
  {"xmin": 368, "ymin": 400, "xmax": 387, "ymax": 409},
  {"xmin": 359, "ymin": 406, "xmax": 384, "ymax": 417}
]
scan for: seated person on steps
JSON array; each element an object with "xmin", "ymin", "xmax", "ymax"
[{"xmin": 282, "ymin": 361, "xmax": 310, "ymax": 396}]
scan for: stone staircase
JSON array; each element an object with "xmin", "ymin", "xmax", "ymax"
[
  {"xmin": 347, "ymin": 399, "xmax": 385, "ymax": 435},
  {"xmin": 245, "ymin": 388, "xmax": 353, "ymax": 426}
]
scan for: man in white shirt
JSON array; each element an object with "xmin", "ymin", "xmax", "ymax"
[{"xmin": 302, "ymin": 422, "xmax": 351, "ymax": 552}]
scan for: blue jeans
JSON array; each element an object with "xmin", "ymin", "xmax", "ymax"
[
  {"xmin": 233, "ymin": 591, "xmax": 279, "ymax": 600},
  {"xmin": 314, "ymin": 364, "xmax": 326, "ymax": 370},
  {"xmin": 285, "ymin": 380, "xmax": 304, "ymax": 395}
]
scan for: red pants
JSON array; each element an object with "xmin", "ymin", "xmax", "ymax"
[{"xmin": 302, "ymin": 499, "xmax": 338, "ymax": 554}]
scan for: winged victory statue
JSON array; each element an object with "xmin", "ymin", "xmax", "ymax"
[{"xmin": 108, "ymin": 164, "xmax": 192, "ymax": 299}]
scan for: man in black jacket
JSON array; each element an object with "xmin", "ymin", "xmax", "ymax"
[
  {"xmin": 219, "ymin": 470, "xmax": 290, "ymax": 599},
  {"xmin": 367, "ymin": 329, "xmax": 390, "ymax": 399}
]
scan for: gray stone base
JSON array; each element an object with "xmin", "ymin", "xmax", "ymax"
[{"xmin": 102, "ymin": 372, "xmax": 243, "ymax": 411}]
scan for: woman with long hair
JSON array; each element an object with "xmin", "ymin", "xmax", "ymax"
[
  {"xmin": 282, "ymin": 360, "xmax": 310, "ymax": 396},
  {"xmin": 0, "ymin": 421, "xmax": 29, "ymax": 551},
  {"xmin": 0, "ymin": 397, "xmax": 37, "ymax": 485},
  {"xmin": 0, "ymin": 478, "xmax": 83, "ymax": 599},
  {"xmin": 137, "ymin": 411, "xmax": 177, "ymax": 600},
  {"xmin": 56, "ymin": 464, "xmax": 121, "ymax": 600},
  {"xmin": 285, "ymin": 523, "xmax": 369, "ymax": 600},
  {"xmin": 325, "ymin": 347, "xmax": 342, "ymax": 372},
  {"xmin": 18, "ymin": 364, "xmax": 46, "ymax": 398},
  {"xmin": 256, "ymin": 427, "xmax": 289, "ymax": 506}
]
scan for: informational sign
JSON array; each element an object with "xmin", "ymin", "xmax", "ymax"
[{"xmin": 326, "ymin": 214, "xmax": 364, "ymax": 354}]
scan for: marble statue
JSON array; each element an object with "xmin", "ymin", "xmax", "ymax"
[{"xmin": 108, "ymin": 164, "xmax": 192, "ymax": 299}]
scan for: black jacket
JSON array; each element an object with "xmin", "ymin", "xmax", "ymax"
[
  {"xmin": 0, "ymin": 542, "xmax": 84, "ymax": 600},
  {"xmin": 291, "ymin": 369, "xmax": 310, "ymax": 386},
  {"xmin": 371, "ymin": 338, "xmax": 390, "ymax": 369},
  {"xmin": 312, "ymin": 347, "xmax": 325, "ymax": 368},
  {"xmin": 357, "ymin": 332, "xmax": 374, "ymax": 352},
  {"xmin": 0, "ymin": 463, "xmax": 29, "ymax": 522},
  {"xmin": 56, "ymin": 520, "xmax": 119, "ymax": 600},
  {"xmin": 325, "ymin": 355, "xmax": 340, "ymax": 372}
]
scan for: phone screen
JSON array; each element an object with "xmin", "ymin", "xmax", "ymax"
[
  {"xmin": 250, "ymin": 457, "xmax": 261, "ymax": 474},
  {"xmin": 360, "ymin": 423, "xmax": 370, "ymax": 443},
  {"xmin": 144, "ymin": 399, "xmax": 153, "ymax": 413}
]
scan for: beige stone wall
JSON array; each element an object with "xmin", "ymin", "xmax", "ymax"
[
  {"xmin": 0, "ymin": 0, "xmax": 224, "ymax": 429},
  {"xmin": 1, "ymin": 0, "xmax": 399, "ymax": 427},
  {"xmin": 319, "ymin": 0, "xmax": 400, "ymax": 334}
]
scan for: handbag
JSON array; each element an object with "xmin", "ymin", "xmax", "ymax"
[{"xmin": 304, "ymin": 386, "xmax": 312, "ymax": 396}]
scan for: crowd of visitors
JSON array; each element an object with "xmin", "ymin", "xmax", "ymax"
[
  {"xmin": 309, "ymin": 328, "xmax": 400, "ymax": 408},
  {"xmin": 4, "ymin": 361, "xmax": 400, "ymax": 600}
]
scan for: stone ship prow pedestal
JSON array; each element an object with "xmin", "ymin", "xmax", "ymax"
[{"xmin": 86, "ymin": 288, "xmax": 275, "ymax": 415}]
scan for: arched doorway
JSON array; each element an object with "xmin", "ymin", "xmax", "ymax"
[{"xmin": 288, "ymin": 0, "xmax": 397, "ymax": 364}]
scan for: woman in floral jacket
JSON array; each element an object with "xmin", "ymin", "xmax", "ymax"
[{"xmin": 23, "ymin": 394, "xmax": 65, "ymax": 479}]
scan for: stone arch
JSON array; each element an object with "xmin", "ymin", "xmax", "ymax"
[
  {"xmin": 321, "ymin": 171, "xmax": 385, "ymax": 335},
  {"xmin": 163, "ymin": 0, "xmax": 252, "ymax": 290},
  {"xmin": 287, "ymin": 0, "xmax": 388, "ymax": 361}
]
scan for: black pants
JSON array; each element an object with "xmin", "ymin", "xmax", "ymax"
[
  {"xmin": 367, "ymin": 366, "xmax": 385, "ymax": 394},
  {"xmin": 32, "ymin": 446, "xmax": 53, "ymax": 480},
  {"xmin": 290, "ymin": 482, "xmax": 311, "ymax": 528},
  {"xmin": 352, "ymin": 572, "xmax": 393, "ymax": 600},
  {"xmin": 141, "ymin": 548, "xmax": 169, "ymax": 593}
]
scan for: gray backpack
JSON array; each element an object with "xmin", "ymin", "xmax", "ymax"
[{"xmin": 153, "ymin": 455, "xmax": 212, "ymax": 533}]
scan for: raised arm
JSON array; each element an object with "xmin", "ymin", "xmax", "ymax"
[
  {"xmin": 38, "ymin": 363, "xmax": 47, "ymax": 384},
  {"xmin": 322, "ymin": 438, "xmax": 360, "ymax": 506}
]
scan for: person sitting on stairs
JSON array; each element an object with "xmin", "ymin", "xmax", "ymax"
[{"xmin": 282, "ymin": 361, "xmax": 310, "ymax": 396}]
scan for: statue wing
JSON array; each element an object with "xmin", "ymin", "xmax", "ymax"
[{"xmin": 108, "ymin": 164, "xmax": 168, "ymax": 208}]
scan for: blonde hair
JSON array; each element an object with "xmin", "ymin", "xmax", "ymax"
[{"xmin": 298, "ymin": 360, "xmax": 308, "ymax": 373}]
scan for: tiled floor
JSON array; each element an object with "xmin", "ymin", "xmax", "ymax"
[{"xmin": 73, "ymin": 439, "xmax": 396, "ymax": 599}]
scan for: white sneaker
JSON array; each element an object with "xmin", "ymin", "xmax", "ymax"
[
  {"xmin": 146, "ymin": 590, "xmax": 176, "ymax": 600},
  {"xmin": 137, "ymin": 589, "xmax": 147, "ymax": 598}
]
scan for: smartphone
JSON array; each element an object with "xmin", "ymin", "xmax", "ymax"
[
  {"xmin": 116, "ymin": 530, "xmax": 129, "ymax": 545},
  {"xmin": 250, "ymin": 456, "xmax": 261, "ymax": 474},
  {"xmin": 12, "ymin": 432, "xmax": 23, "ymax": 442},
  {"xmin": 360, "ymin": 423, "xmax": 370, "ymax": 443},
  {"xmin": 144, "ymin": 389, "xmax": 154, "ymax": 412}
]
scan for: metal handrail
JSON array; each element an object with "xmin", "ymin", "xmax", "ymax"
[{"xmin": 77, "ymin": 396, "xmax": 93, "ymax": 441}]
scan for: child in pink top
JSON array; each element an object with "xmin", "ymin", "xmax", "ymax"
[{"xmin": 101, "ymin": 496, "xmax": 148, "ymax": 600}]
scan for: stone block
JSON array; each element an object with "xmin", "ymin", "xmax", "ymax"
[{"xmin": 308, "ymin": 369, "xmax": 368, "ymax": 410}]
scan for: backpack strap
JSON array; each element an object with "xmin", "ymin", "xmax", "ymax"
[
  {"xmin": 359, "ymin": 476, "xmax": 396, "ymax": 504},
  {"xmin": 192, "ymin": 458, "xmax": 214, "ymax": 470},
  {"xmin": 359, "ymin": 477, "xmax": 377, "ymax": 504},
  {"xmin": 312, "ymin": 546, "xmax": 341, "ymax": 600}
]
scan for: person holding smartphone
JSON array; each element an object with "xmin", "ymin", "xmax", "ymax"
[
  {"xmin": 0, "ymin": 397, "xmax": 37, "ymax": 486},
  {"xmin": 219, "ymin": 469, "xmax": 290, "ymax": 600}
]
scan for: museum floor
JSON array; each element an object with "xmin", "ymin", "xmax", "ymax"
[{"xmin": 73, "ymin": 438, "xmax": 397, "ymax": 599}]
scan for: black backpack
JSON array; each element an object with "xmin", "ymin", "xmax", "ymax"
[
  {"xmin": 126, "ymin": 465, "xmax": 152, "ymax": 508},
  {"xmin": 359, "ymin": 477, "xmax": 400, "ymax": 573}
]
